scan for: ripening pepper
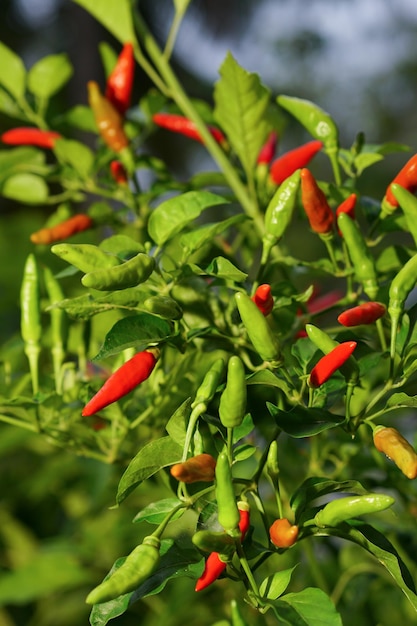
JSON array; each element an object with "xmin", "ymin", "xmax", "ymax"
[
  {"xmin": 1, "ymin": 127, "xmax": 61, "ymax": 149},
  {"xmin": 373, "ymin": 426, "xmax": 417, "ymax": 479},
  {"xmin": 82, "ymin": 349, "xmax": 159, "ymax": 416},
  {"xmin": 300, "ymin": 168, "xmax": 334, "ymax": 235},
  {"xmin": 30, "ymin": 214, "xmax": 94, "ymax": 245},
  {"xmin": 87, "ymin": 80, "xmax": 129, "ymax": 152},
  {"xmin": 170, "ymin": 453, "xmax": 216, "ymax": 483},
  {"xmin": 269, "ymin": 140, "xmax": 323, "ymax": 186},
  {"xmin": 269, "ymin": 518, "xmax": 299, "ymax": 548},
  {"xmin": 105, "ymin": 42, "xmax": 135, "ymax": 116}
]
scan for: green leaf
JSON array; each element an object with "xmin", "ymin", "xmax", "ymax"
[
  {"xmin": 0, "ymin": 147, "xmax": 46, "ymax": 184},
  {"xmin": 2, "ymin": 173, "xmax": 48, "ymax": 204},
  {"xmin": 267, "ymin": 403, "xmax": 345, "ymax": 438},
  {"xmin": 386, "ymin": 392, "xmax": 417, "ymax": 408},
  {"xmin": 246, "ymin": 369, "xmax": 291, "ymax": 394},
  {"xmin": 99, "ymin": 41, "xmax": 118, "ymax": 78},
  {"xmin": 0, "ymin": 42, "xmax": 26, "ymax": 100},
  {"xmin": 27, "ymin": 54, "xmax": 73, "ymax": 99},
  {"xmin": 214, "ymin": 52, "xmax": 270, "ymax": 174},
  {"xmin": 233, "ymin": 443, "xmax": 256, "ymax": 462},
  {"xmin": 165, "ymin": 398, "xmax": 192, "ymax": 447},
  {"xmin": 94, "ymin": 314, "xmax": 173, "ymax": 360},
  {"xmin": 148, "ymin": 191, "xmax": 228, "ymax": 245},
  {"xmin": 99, "ymin": 235, "xmax": 145, "ymax": 259},
  {"xmin": 180, "ymin": 214, "xmax": 247, "ymax": 257},
  {"xmin": 72, "ymin": 0, "xmax": 136, "ymax": 44},
  {"xmin": 56, "ymin": 289, "xmax": 147, "ymax": 320},
  {"xmin": 290, "ymin": 477, "xmax": 368, "ymax": 520},
  {"xmin": 205, "ymin": 257, "xmax": 247, "ymax": 282},
  {"xmin": 272, "ymin": 587, "xmax": 342, "ymax": 626},
  {"xmin": 353, "ymin": 152, "xmax": 384, "ymax": 176},
  {"xmin": 117, "ymin": 437, "xmax": 183, "ymax": 503},
  {"xmin": 57, "ymin": 105, "xmax": 97, "ymax": 132},
  {"xmin": 133, "ymin": 498, "xmax": 184, "ymax": 525},
  {"xmin": 259, "ymin": 566, "xmax": 297, "ymax": 600},
  {"xmin": 0, "ymin": 86, "xmax": 24, "ymax": 118},
  {"xmin": 54, "ymin": 138, "xmax": 94, "ymax": 178},
  {"xmin": 376, "ymin": 245, "xmax": 412, "ymax": 274}
]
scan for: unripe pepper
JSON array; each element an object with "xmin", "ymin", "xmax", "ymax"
[
  {"xmin": 191, "ymin": 358, "xmax": 225, "ymax": 410},
  {"xmin": 52, "ymin": 242, "xmax": 120, "ymax": 274},
  {"xmin": 192, "ymin": 529, "xmax": 235, "ymax": 554},
  {"xmin": 195, "ymin": 502, "xmax": 250, "ymax": 592},
  {"xmin": 170, "ymin": 453, "xmax": 216, "ymax": 483},
  {"xmin": 20, "ymin": 254, "xmax": 42, "ymax": 394},
  {"xmin": 269, "ymin": 518, "xmax": 299, "ymax": 548},
  {"xmin": 87, "ymin": 80, "xmax": 129, "ymax": 152},
  {"xmin": 110, "ymin": 160, "xmax": 129, "ymax": 185},
  {"xmin": 43, "ymin": 266, "xmax": 68, "ymax": 394},
  {"xmin": 86, "ymin": 535, "xmax": 160, "ymax": 604},
  {"xmin": 218, "ymin": 356, "xmax": 247, "ymax": 429},
  {"xmin": 314, "ymin": 493, "xmax": 395, "ymax": 528},
  {"xmin": 388, "ymin": 253, "xmax": 417, "ymax": 362},
  {"xmin": 262, "ymin": 169, "xmax": 301, "ymax": 256},
  {"xmin": 337, "ymin": 302, "xmax": 386, "ymax": 327},
  {"xmin": 215, "ymin": 451, "xmax": 240, "ymax": 533},
  {"xmin": 1, "ymin": 127, "xmax": 61, "ymax": 149},
  {"xmin": 277, "ymin": 95, "xmax": 339, "ymax": 152},
  {"xmin": 337, "ymin": 212, "xmax": 379, "ymax": 300},
  {"xmin": 269, "ymin": 140, "xmax": 323, "ymax": 186},
  {"xmin": 381, "ymin": 153, "xmax": 417, "ymax": 217},
  {"xmin": 235, "ymin": 292, "xmax": 281, "ymax": 364},
  {"xmin": 30, "ymin": 214, "xmax": 94, "ymax": 245},
  {"xmin": 81, "ymin": 252, "xmax": 155, "ymax": 290},
  {"xmin": 308, "ymin": 341, "xmax": 357, "ymax": 388},
  {"xmin": 300, "ymin": 168, "xmax": 334, "ymax": 235},
  {"xmin": 251, "ymin": 284, "xmax": 274, "ymax": 316},
  {"xmin": 373, "ymin": 426, "xmax": 417, "ymax": 479},
  {"xmin": 82, "ymin": 348, "xmax": 159, "ymax": 416},
  {"xmin": 105, "ymin": 42, "xmax": 135, "ymax": 116},
  {"xmin": 152, "ymin": 112, "xmax": 226, "ymax": 145}
]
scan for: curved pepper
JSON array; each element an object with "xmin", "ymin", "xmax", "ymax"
[
  {"xmin": 308, "ymin": 341, "xmax": 357, "ymax": 388},
  {"xmin": 337, "ymin": 302, "xmax": 386, "ymax": 327},
  {"xmin": 381, "ymin": 153, "xmax": 417, "ymax": 217},
  {"xmin": 1, "ymin": 127, "xmax": 61, "ymax": 149},
  {"xmin": 170, "ymin": 453, "xmax": 216, "ymax": 483},
  {"xmin": 277, "ymin": 95, "xmax": 339, "ymax": 152},
  {"xmin": 87, "ymin": 80, "xmax": 129, "ymax": 152},
  {"xmin": 81, "ymin": 252, "xmax": 155, "ymax": 290},
  {"xmin": 269, "ymin": 140, "xmax": 323, "ymax": 186},
  {"xmin": 152, "ymin": 112, "xmax": 226, "ymax": 145},
  {"xmin": 373, "ymin": 426, "xmax": 417, "ymax": 479},
  {"xmin": 314, "ymin": 493, "xmax": 395, "ymax": 527},
  {"xmin": 30, "ymin": 214, "xmax": 94, "ymax": 245},
  {"xmin": 262, "ymin": 168, "xmax": 301, "ymax": 256},
  {"xmin": 52, "ymin": 242, "xmax": 120, "ymax": 274}
]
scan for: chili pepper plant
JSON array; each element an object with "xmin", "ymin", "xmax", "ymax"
[{"xmin": 1, "ymin": 1, "xmax": 417, "ymax": 625}]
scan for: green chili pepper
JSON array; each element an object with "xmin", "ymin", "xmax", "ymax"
[
  {"xmin": 192, "ymin": 529, "xmax": 235, "ymax": 554},
  {"xmin": 390, "ymin": 183, "xmax": 417, "ymax": 247},
  {"xmin": 143, "ymin": 295, "xmax": 183, "ymax": 320},
  {"xmin": 20, "ymin": 254, "xmax": 42, "ymax": 394},
  {"xmin": 305, "ymin": 323, "xmax": 359, "ymax": 384},
  {"xmin": 43, "ymin": 266, "xmax": 68, "ymax": 394},
  {"xmin": 262, "ymin": 169, "xmax": 301, "ymax": 262},
  {"xmin": 86, "ymin": 535, "xmax": 160, "ymax": 604},
  {"xmin": 314, "ymin": 493, "xmax": 395, "ymax": 528},
  {"xmin": 388, "ymin": 253, "xmax": 417, "ymax": 363},
  {"xmin": 215, "ymin": 451, "xmax": 240, "ymax": 533},
  {"xmin": 51, "ymin": 243, "xmax": 120, "ymax": 274},
  {"xmin": 337, "ymin": 212, "xmax": 378, "ymax": 300},
  {"xmin": 266, "ymin": 440, "xmax": 279, "ymax": 483},
  {"xmin": 235, "ymin": 292, "xmax": 281, "ymax": 364},
  {"xmin": 218, "ymin": 356, "xmax": 247, "ymax": 429},
  {"xmin": 82, "ymin": 253, "xmax": 155, "ymax": 291},
  {"xmin": 277, "ymin": 95, "xmax": 339, "ymax": 152},
  {"xmin": 191, "ymin": 358, "xmax": 225, "ymax": 410}
]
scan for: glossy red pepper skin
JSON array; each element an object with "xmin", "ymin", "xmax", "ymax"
[
  {"xmin": 383, "ymin": 153, "xmax": 417, "ymax": 212},
  {"xmin": 257, "ymin": 131, "xmax": 278, "ymax": 165},
  {"xmin": 251, "ymin": 284, "xmax": 274, "ymax": 316},
  {"xmin": 300, "ymin": 168, "xmax": 334, "ymax": 234},
  {"xmin": 110, "ymin": 160, "xmax": 128, "ymax": 185},
  {"xmin": 82, "ymin": 349, "xmax": 159, "ymax": 416},
  {"xmin": 1, "ymin": 127, "xmax": 61, "ymax": 149},
  {"xmin": 337, "ymin": 302, "xmax": 386, "ymax": 327},
  {"xmin": 105, "ymin": 42, "xmax": 135, "ymax": 116},
  {"xmin": 152, "ymin": 113, "xmax": 226, "ymax": 145},
  {"xmin": 269, "ymin": 140, "xmax": 323, "ymax": 186},
  {"xmin": 195, "ymin": 502, "xmax": 250, "ymax": 592},
  {"xmin": 30, "ymin": 214, "xmax": 94, "ymax": 245},
  {"xmin": 308, "ymin": 341, "xmax": 357, "ymax": 387},
  {"xmin": 336, "ymin": 193, "xmax": 357, "ymax": 223}
]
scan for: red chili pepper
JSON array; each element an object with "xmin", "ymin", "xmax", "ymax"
[
  {"xmin": 336, "ymin": 193, "xmax": 357, "ymax": 222},
  {"xmin": 383, "ymin": 154, "xmax": 417, "ymax": 210},
  {"xmin": 82, "ymin": 349, "xmax": 159, "ymax": 416},
  {"xmin": 110, "ymin": 160, "xmax": 128, "ymax": 185},
  {"xmin": 195, "ymin": 502, "xmax": 250, "ymax": 592},
  {"xmin": 105, "ymin": 42, "xmax": 135, "ymax": 116},
  {"xmin": 308, "ymin": 341, "xmax": 357, "ymax": 387},
  {"xmin": 251, "ymin": 284, "xmax": 274, "ymax": 316},
  {"xmin": 87, "ymin": 80, "xmax": 129, "ymax": 152},
  {"xmin": 30, "ymin": 214, "xmax": 94, "ymax": 245},
  {"xmin": 1, "ymin": 127, "xmax": 61, "ymax": 149},
  {"xmin": 307, "ymin": 289, "xmax": 343, "ymax": 314},
  {"xmin": 269, "ymin": 140, "xmax": 323, "ymax": 186},
  {"xmin": 152, "ymin": 113, "xmax": 226, "ymax": 145},
  {"xmin": 300, "ymin": 168, "xmax": 334, "ymax": 235},
  {"xmin": 337, "ymin": 302, "xmax": 386, "ymax": 327},
  {"xmin": 257, "ymin": 131, "xmax": 278, "ymax": 165}
]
